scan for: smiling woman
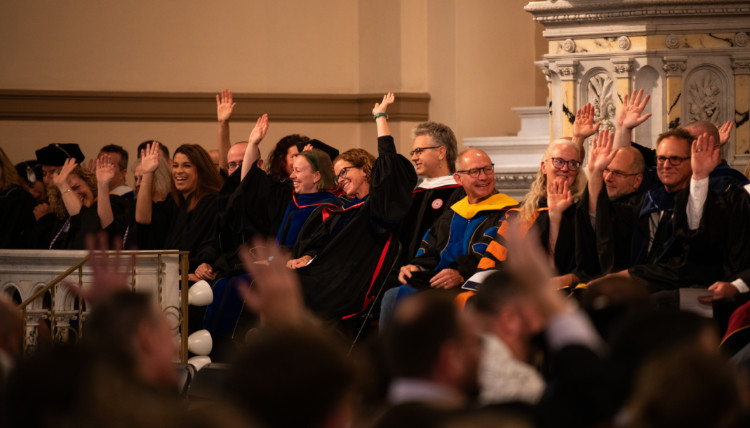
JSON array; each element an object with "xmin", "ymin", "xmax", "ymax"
[{"xmin": 135, "ymin": 143, "xmax": 223, "ymax": 273}]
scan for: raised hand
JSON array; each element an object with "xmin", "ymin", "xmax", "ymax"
[
  {"xmin": 572, "ymin": 103, "xmax": 601, "ymax": 140},
  {"xmin": 588, "ymin": 128, "xmax": 617, "ymax": 175},
  {"xmin": 238, "ymin": 237, "xmax": 305, "ymax": 325},
  {"xmin": 547, "ymin": 177, "xmax": 573, "ymax": 216},
  {"xmin": 372, "ymin": 92, "xmax": 395, "ymax": 116},
  {"xmin": 248, "ymin": 114, "xmax": 269, "ymax": 145},
  {"xmin": 216, "ymin": 88, "xmax": 236, "ymax": 122},
  {"xmin": 617, "ymin": 89, "xmax": 652, "ymax": 130},
  {"xmin": 691, "ymin": 132, "xmax": 720, "ymax": 180},
  {"xmin": 52, "ymin": 158, "xmax": 77, "ymax": 188},
  {"xmin": 140, "ymin": 142, "xmax": 161, "ymax": 174},
  {"xmin": 96, "ymin": 154, "xmax": 116, "ymax": 186},
  {"xmin": 718, "ymin": 120, "xmax": 733, "ymax": 146},
  {"xmin": 65, "ymin": 233, "xmax": 133, "ymax": 304}
]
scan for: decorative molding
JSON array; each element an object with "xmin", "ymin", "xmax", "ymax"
[
  {"xmin": 736, "ymin": 32, "xmax": 749, "ymax": 47},
  {"xmin": 663, "ymin": 56, "xmax": 688, "ymax": 77},
  {"xmin": 612, "ymin": 58, "xmax": 634, "ymax": 75},
  {"xmin": 617, "ymin": 36, "xmax": 632, "ymax": 51},
  {"xmin": 687, "ymin": 70, "xmax": 723, "ymax": 125},
  {"xmin": 732, "ymin": 57, "xmax": 750, "ymax": 75},
  {"xmin": 665, "ymin": 34, "xmax": 681, "ymax": 49},
  {"xmin": 0, "ymin": 90, "xmax": 431, "ymax": 123},
  {"xmin": 563, "ymin": 38, "xmax": 577, "ymax": 53},
  {"xmin": 525, "ymin": 2, "xmax": 750, "ymax": 25},
  {"xmin": 495, "ymin": 173, "xmax": 536, "ymax": 190},
  {"xmin": 556, "ymin": 60, "xmax": 579, "ymax": 81},
  {"xmin": 536, "ymin": 60, "xmax": 552, "ymax": 82},
  {"xmin": 588, "ymin": 74, "xmax": 617, "ymax": 133}
]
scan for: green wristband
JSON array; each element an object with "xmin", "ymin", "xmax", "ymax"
[{"xmin": 373, "ymin": 113, "xmax": 388, "ymax": 120}]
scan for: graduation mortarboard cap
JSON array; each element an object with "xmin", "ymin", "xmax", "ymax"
[
  {"xmin": 298, "ymin": 139, "xmax": 339, "ymax": 162},
  {"xmin": 35, "ymin": 143, "xmax": 85, "ymax": 166},
  {"xmin": 14, "ymin": 160, "xmax": 43, "ymax": 185}
]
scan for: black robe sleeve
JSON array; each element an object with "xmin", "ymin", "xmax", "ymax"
[{"xmin": 0, "ymin": 185, "xmax": 36, "ymax": 249}]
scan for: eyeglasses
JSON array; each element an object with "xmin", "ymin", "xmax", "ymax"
[
  {"xmin": 409, "ymin": 146, "xmax": 441, "ymax": 156},
  {"xmin": 335, "ymin": 166, "xmax": 359, "ymax": 185},
  {"xmin": 456, "ymin": 164, "xmax": 494, "ymax": 178},
  {"xmin": 656, "ymin": 155, "xmax": 690, "ymax": 166},
  {"xmin": 228, "ymin": 161, "xmax": 243, "ymax": 170},
  {"xmin": 603, "ymin": 168, "xmax": 640, "ymax": 179},
  {"xmin": 548, "ymin": 157, "xmax": 581, "ymax": 171}
]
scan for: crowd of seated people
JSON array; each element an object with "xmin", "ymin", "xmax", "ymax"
[{"xmin": 3, "ymin": 89, "xmax": 750, "ymax": 427}]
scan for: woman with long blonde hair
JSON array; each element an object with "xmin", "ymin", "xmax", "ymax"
[{"xmin": 478, "ymin": 138, "xmax": 586, "ymax": 287}]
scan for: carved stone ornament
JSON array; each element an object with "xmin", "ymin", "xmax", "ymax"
[
  {"xmin": 613, "ymin": 62, "xmax": 633, "ymax": 75},
  {"xmin": 495, "ymin": 174, "xmax": 536, "ymax": 190},
  {"xmin": 537, "ymin": 62, "xmax": 552, "ymax": 80},
  {"xmin": 556, "ymin": 61, "xmax": 578, "ymax": 80},
  {"xmin": 617, "ymin": 36, "xmax": 631, "ymax": 51},
  {"xmin": 663, "ymin": 58, "xmax": 687, "ymax": 77},
  {"xmin": 736, "ymin": 32, "xmax": 749, "ymax": 48},
  {"xmin": 588, "ymin": 74, "xmax": 617, "ymax": 133},
  {"xmin": 563, "ymin": 38, "xmax": 576, "ymax": 53},
  {"xmin": 665, "ymin": 34, "xmax": 680, "ymax": 49},
  {"xmin": 732, "ymin": 59, "xmax": 750, "ymax": 75},
  {"xmin": 687, "ymin": 71, "xmax": 722, "ymax": 126}
]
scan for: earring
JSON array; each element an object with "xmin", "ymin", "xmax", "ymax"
[{"xmin": 439, "ymin": 156, "xmax": 444, "ymax": 161}]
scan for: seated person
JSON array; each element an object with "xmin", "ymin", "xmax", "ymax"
[
  {"xmin": 135, "ymin": 143, "xmax": 223, "ymax": 280},
  {"xmin": 0, "ymin": 148, "xmax": 36, "ymax": 249},
  {"xmin": 32, "ymin": 158, "xmax": 127, "ymax": 249},
  {"xmin": 397, "ymin": 121, "xmax": 464, "ymax": 266},
  {"xmin": 478, "ymin": 138, "xmax": 587, "ymax": 289},
  {"xmin": 287, "ymin": 93, "xmax": 417, "ymax": 322}
]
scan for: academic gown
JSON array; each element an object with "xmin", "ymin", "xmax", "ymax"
[
  {"xmin": 477, "ymin": 200, "xmax": 576, "ymax": 276},
  {"xmin": 396, "ymin": 177, "xmax": 464, "ymax": 264},
  {"xmin": 0, "ymin": 185, "xmax": 36, "ymax": 249},
  {"xmin": 207, "ymin": 165, "xmax": 292, "ymax": 275},
  {"xmin": 574, "ymin": 187, "xmax": 643, "ymax": 281},
  {"xmin": 292, "ymin": 135, "xmax": 417, "ymax": 321},
  {"xmin": 276, "ymin": 192, "xmax": 340, "ymax": 247},
  {"xmin": 631, "ymin": 182, "xmax": 750, "ymax": 290},
  {"xmin": 411, "ymin": 193, "xmax": 518, "ymax": 280},
  {"xmin": 40, "ymin": 195, "xmax": 128, "ymax": 250},
  {"xmin": 136, "ymin": 192, "xmax": 219, "ymax": 272}
]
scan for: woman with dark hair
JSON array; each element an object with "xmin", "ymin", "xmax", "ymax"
[
  {"xmin": 285, "ymin": 93, "xmax": 418, "ymax": 322},
  {"xmin": 267, "ymin": 134, "xmax": 309, "ymax": 180},
  {"xmin": 0, "ymin": 147, "xmax": 36, "ymax": 248},
  {"xmin": 136, "ymin": 142, "xmax": 223, "ymax": 279}
]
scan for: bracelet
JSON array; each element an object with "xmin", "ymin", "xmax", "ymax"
[{"xmin": 373, "ymin": 113, "xmax": 388, "ymax": 120}]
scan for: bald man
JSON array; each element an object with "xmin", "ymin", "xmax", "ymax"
[{"xmin": 397, "ymin": 149, "xmax": 518, "ymax": 290}]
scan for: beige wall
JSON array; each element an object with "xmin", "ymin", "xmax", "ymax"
[{"xmin": 1, "ymin": 0, "xmax": 546, "ymax": 181}]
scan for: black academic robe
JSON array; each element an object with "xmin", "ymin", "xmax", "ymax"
[
  {"xmin": 576, "ymin": 187, "xmax": 643, "ymax": 281},
  {"xmin": 136, "ymin": 192, "xmax": 219, "ymax": 272},
  {"xmin": 396, "ymin": 182, "xmax": 464, "ymax": 264},
  {"xmin": 292, "ymin": 135, "xmax": 417, "ymax": 321},
  {"xmin": 0, "ymin": 185, "xmax": 36, "ymax": 249},
  {"xmin": 211, "ymin": 164, "xmax": 293, "ymax": 275},
  {"xmin": 40, "ymin": 195, "xmax": 128, "ymax": 250}
]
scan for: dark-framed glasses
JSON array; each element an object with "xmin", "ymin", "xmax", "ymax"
[
  {"xmin": 548, "ymin": 157, "xmax": 581, "ymax": 171},
  {"xmin": 456, "ymin": 164, "xmax": 494, "ymax": 178},
  {"xmin": 409, "ymin": 146, "xmax": 441, "ymax": 156},
  {"xmin": 228, "ymin": 160, "xmax": 243, "ymax": 170},
  {"xmin": 656, "ymin": 155, "xmax": 690, "ymax": 166},
  {"xmin": 335, "ymin": 166, "xmax": 359, "ymax": 185}
]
